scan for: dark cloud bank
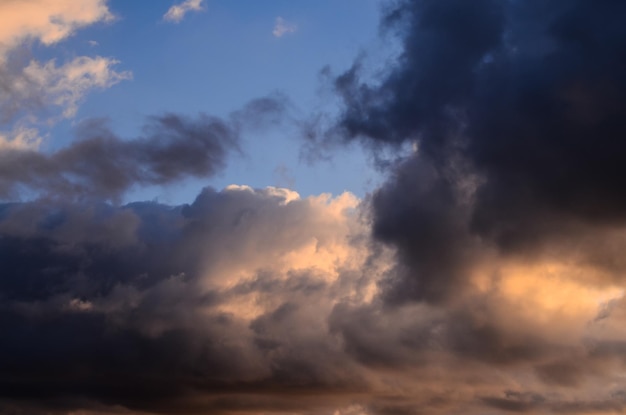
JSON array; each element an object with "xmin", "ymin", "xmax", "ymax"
[
  {"xmin": 334, "ymin": 0, "xmax": 626, "ymax": 300},
  {"xmin": 2, "ymin": 1, "xmax": 626, "ymax": 414}
]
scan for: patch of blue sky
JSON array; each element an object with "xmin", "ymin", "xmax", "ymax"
[{"xmin": 34, "ymin": 0, "xmax": 394, "ymax": 204}]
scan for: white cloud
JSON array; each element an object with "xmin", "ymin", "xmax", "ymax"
[
  {"xmin": 163, "ymin": 0, "xmax": 205, "ymax": 23},
  {"xmin": 21, "ymin": 56, "xmax": 131, "ymax": 119},
  {"xmin": 0, "ymin": 0, "xmax": 113, "ymax": 57},
  {"xmin": 0, "ymin": 0, "xmax": 130, "ymax": 151},
  {"xmin": 0, "ymin": 56, "xmax": 131, "ymax": 142},
  {"xmin": 273, "ymin": 16, "xmax": 297, "ymax": 38}
]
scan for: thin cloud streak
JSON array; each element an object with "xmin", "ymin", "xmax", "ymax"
[{"xmin": 0, "ymin": 94, "xmax": 287, "ymax": 201}]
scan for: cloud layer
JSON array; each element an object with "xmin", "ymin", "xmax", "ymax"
[
  {"xmin": 330, "ymin": 0, "xmax": 626, "ymax": 303},
  {"xmin": 2, "ymin": 0, "xmax": 626, "ymax": 414},
  {"xmin": 0, "ymin": 186, "xmax": 388, "ymax": 414}
]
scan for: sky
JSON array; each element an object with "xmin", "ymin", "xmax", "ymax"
[
  {"xmin": 22, "ymin": 0, "xmax": 388, "ymax": 203},
  {"xmin": 1, "ymin": 1, "xmax": 626, "ymax": 414}
]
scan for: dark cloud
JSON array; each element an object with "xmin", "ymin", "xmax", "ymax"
[
  {"xmin": 326, "ymin": 0, "xmax": 626, "ymax": 302},
  {"xmin": 0, "ymin": 94, "xmax": 288, "ymax": 201},
  {"xmin": 0, "ymin": 186, "xmax": 378, "ymax": 414},
  {"xmin": 481, "ymin": 390, "xmax": 545, "ymax": 413},
  {"xmin": 4, "ymin": 0, "xmax": 626, "ymax": 414}
]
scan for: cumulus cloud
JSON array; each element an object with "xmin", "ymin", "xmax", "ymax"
[
  {"xmin": 300, "ymin": 0, "xmax": 626, "ymax": 412},
  {"xmin": 0, "ymin": 124, "xmax": 42, "ymax": 150},
  {"xmin": 163, "ymin": 0, "xmax": 205, "ymax": 23},
  {"xmin": 326, "ymin": 0, "xmax": 626, "ymax": 302},
  {"xmin": 0, "ymin": 186, "xmax": 391, "ymax": 414},
  {"xmin": 272, "ymin": 17, "xmax": 297, "ymax": 38},
  {"xmin": 2, "ymin": 184, "xmax": 626, "ymax": 414},
  {"xmin": 0, "ymin": 0, "xmax": 126, "ymax": 150},
  {"xmin": 0, "ymin": 56, "xmax": 131, "ymax": 124},
  {"xmin": 0, "ymin": 0, "xmax": 113, "ymax": 55},
  {"xmin": 4, "ymin": 0, "xmax": 626, "ymax": 414},
  {"xmin": 0, "ymin": 94, "xmax": 286, "ymax": 201}
]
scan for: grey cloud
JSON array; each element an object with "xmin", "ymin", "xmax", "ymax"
[
  {"xmin": 4, "ymin": 0, "xmax": 626, "ymax": 413},
  {"xmin": 0, "ymin": 186, "xmax": 377, "ymax": 414},
  {"xmin": 0, "ymin": 94, "xmax": 288, "ymax": 201},
  {"xmin": 2, "ymin": 187, "xmax": 626, "ymax": 413},
  {"xmin": 0, "ymin": 114, "xmax": 236, "ymax": 201}
]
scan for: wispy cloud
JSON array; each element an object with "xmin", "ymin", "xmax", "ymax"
[
  {"xmin": 12, "ymin": 56, "xmax": 130, "ymax": 120},
  {"xmin": 163, "ymin": 0, "xmax": 205, "ymax": 23},
  {"xmin": 3, "ymin": 0, "xmax": 626, "ymax": 414},
  {"xmin": 272, "ymin": 16, "xmax": 297, "ymax": 38},
  {"xmin": 0, "ymin": 0, "xmax": 127, "ymax": 150},
  {"xmin": 0, "ymin": 0, "xmax": 113, "ymax": 53}
]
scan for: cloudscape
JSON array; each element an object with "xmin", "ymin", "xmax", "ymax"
[{"xmin": 1, "ymin": 1, "xmax": 626, "ymax": 414}]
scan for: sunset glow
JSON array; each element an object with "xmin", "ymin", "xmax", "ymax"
[{"xmin": 1, "ymin": 1, "xmax": 626, "ymax": 414}]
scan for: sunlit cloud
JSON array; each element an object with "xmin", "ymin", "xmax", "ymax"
[
  {"xmin": 163, "ymin": 0, "xmax": 205, "ymax": 23},
  {"xmin": 0, "ymin": 0, "xmax": 128, "ymax": 150},
  {"xmin": 2, "ymin": 0, "xmax": 626, "ymax": 414},
  {"xmin": 5, "ymin": 56, "xmax": 130, "ymax": 121},
  {"xmin": 0, "ymin": 0, "xmax": 113, "ymax": 55},
  {"xmin": 273, "ymin": 16, "xmax": 297, "ymax": 38}
]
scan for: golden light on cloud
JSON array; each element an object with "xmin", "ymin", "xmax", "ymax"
[
  {"xmin": 0, "ymin": 0, "xmax": 112, "ymax": 52},
  {"xmin": 203, "ymin": 187, "xmax": 388, "ymax": 320},
  {"xmin": 2, "ymin": 0, "xmax": 626, "ymax": 413}
]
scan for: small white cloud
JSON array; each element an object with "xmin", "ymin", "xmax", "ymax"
[
  {"xmin": 87, "ymin": 40, "xmax": 99, "ymax": 47},
  {"xmin": 163, "ymin": 0, "xmax": 205, "ymax": 23},
  {"xmin": 272, "ymin": 16, "xmax": 297, "ymax": 38}
]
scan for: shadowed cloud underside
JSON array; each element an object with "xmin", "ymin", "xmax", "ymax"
[{"xmin": 2, "ymin": 0, "xmax": 626, "ymax": 414}]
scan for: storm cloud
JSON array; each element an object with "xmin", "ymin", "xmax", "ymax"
[
  {"xmin": 328, "ymin": 0, "xmax": 626, "ymax": 302},
  {"xmin": 0, "ymin": 95, "xmax": 287, "ymax": 201},
  {"xmin": 0, "ymin": 186, "xmax": 383, "ymax": 414},
  {"xmin": 3, "ymin": 0, "xmax": 626, "ymax": 414}
]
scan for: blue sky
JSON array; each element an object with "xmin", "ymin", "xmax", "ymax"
[{"xmin": 29, "ymin": 0, "xmax": 389, "ymax": 204}]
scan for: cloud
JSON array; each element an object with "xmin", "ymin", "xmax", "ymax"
[
  {"xmin": 325, "ymin": 0, "xmax": 626, "ymax": 302},
  {"xmin": 0, "ymin": 114, "xmax": 236, "ymax": 201},
  {"xmin": 0, "ymin": 0, "xmax": 126, "ymax": 151},
  {"xmin": 0, "ymin": 95, "xmax": 286, "ymax": 201},
  {"xmin": 0, "ymin": 125, "xmax": 42, "ymax": 150},
  {"xmin": 273, "ymin": 17, "xmax": 297, "ymax": 38},
  {"xmin": 4, "ymin": 0, "xmax": 626, "ymax": 414},
  {"xmin": 0, "ymin": 56, "xmax": 131, "ymax": 124},
  {"xmin": 0, "ymin": 0, "xmax": 113, "ymax": 55},
  {"xmin": 2, "ymin": 184, "xmax": 626, "ymax": 414},
  {"xmin": 0, "ymin": 186, "xmax": 390, "ymax": 414},
  {"xmin": 163, "ymin": 0, "xmax": 205, "ymax": 23}
]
